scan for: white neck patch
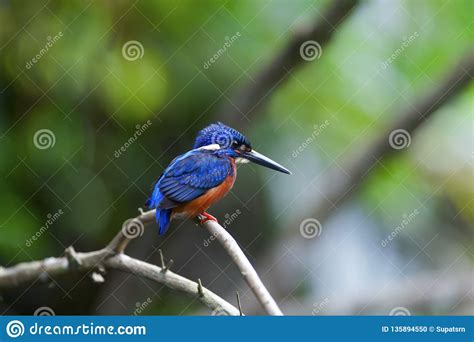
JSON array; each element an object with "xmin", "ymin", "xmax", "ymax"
[
  {"xmin": 199, "ymin": 144, "xmax": 221, "ymax": 151},
  {"xmin": 235, "ymin": 157, "xmax": 249, "ymax": 164}
]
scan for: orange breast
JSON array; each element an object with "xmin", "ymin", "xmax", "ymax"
[{"xmin": 173, "ymin": 159, "xmax": 236, "ymax": 218}]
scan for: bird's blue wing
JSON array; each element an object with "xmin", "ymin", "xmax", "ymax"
[{"xmin": 152, "ymin": 149, "xmax": 232, "ymax": 209}]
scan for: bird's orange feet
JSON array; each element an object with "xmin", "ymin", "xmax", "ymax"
[{"xmin": 199, "ymin": 212, "xmax": 218, "ymax": 225}]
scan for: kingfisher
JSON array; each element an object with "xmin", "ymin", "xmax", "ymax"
[{"xmin": 147, "ymin": 122, "xmax": 291, "ymax": 235}]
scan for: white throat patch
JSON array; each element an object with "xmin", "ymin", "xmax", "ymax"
[
  {"xmin": 235, "ymin": 157, "xmax": 249, "ymax": 164},
  {"xmin": 199, "ymin": 144, "xmax": 221, "ymax": 151}
]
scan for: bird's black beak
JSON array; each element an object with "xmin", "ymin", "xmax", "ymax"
[{"xmin": 241, "ymin": 150, "xmax": 292, "ymax": 175}]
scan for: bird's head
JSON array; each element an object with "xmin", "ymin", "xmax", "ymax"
[{"xmin": 193, "ymin": 122, "xmax": 291, "ymax": 174}]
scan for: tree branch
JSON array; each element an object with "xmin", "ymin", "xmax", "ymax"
[
  {"xmin": 0, "ymin": 209, "xmax": 240, "ymax": 316},
  {"xmin": 220, "ymin": 0, "xmax": 360, "ymax": 127},
  {"xmin": 199, "ymin": 217, "xmax": 283, "ymax": 315},
  {"xmin": 109, "ymin": 210, "xmax": 283, "ymax": 315},
  {"xmin": 104, "ymin": 254, "xmax": 240, "ymax": 315}
]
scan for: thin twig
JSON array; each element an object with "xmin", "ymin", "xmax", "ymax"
[
  {"xmin": 197, "ymin": 278, "xmax": 204, "ymax": 297},
  {"xmin": 65, "ymin": 246, "xmax": 82, "ymax": 269},
  {"xmin": 158, "ymin": 249, "xmax": 174, "ymax": 273},
  {"xmin": 236, "ymin": 291, "xmax": 243, "ymax": 316},
  {"xmin": 159, "ymin": 249, "xmax": 165, "ymax": 268}
]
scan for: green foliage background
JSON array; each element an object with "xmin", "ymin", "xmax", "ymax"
[{"xmin": 0, "ymin": 0, "xmax": 472, "ymax": 315}]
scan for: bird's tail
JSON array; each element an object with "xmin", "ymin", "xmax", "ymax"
[
  {"xmin": 156, "ymin": 208, "xmax": 172, "ymax": 235},
  {"xmin": 146, "ymin": 184, "xmax": 172, "ymax": 236}
]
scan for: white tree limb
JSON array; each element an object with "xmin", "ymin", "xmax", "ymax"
[
  {"xmin": 0, "ymin": 208, "xmax": 283, "ymax": 315},
  {"xmin": 200, "ymin": 217, "xmax": 283, "ymax": 315},
  {"xmin": 0, "ymin": 210, "xmax": 240, "ymax": 316}
]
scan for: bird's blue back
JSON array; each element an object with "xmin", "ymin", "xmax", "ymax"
[{"xmin": 147, "ymin": 148, "xmax": 233, "ymax": 235}]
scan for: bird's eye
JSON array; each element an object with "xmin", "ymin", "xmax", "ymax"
[{"xmin": 232, "ymin": 140, "xmax": 239, "ymax": 147}]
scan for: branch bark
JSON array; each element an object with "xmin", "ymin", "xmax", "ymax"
[
  {"xmin": 0, "ymin": 210, "xmax": 240, "ymax": 316},
  {"xmin": 0, "ymin": 207, "xmax": 284, "ymax": 315},
  {"xmin": 220, "ymin": 0, "xmax": 360, "ymax": 127},
  {"xmin": 200, "ymin": 218, "xmax": 283, "ymax": 315},
  {"xmin": 111, "ymin": 209, "xmax": 283, "ymax": 314}
]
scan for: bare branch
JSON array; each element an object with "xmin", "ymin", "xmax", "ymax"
[
  {"xmin": 0, "ymin": 205, "xmax": 283, "ymax": 315},
  {"xmin": 104, "ymin": 254, "xmax": 240, "ymax": 315},
  {"xmin": 0, "ymin": 209, "xmax": 240, "ymax": 316},
  {"xmin": 200, "ymin": 218, "xmax": 283, "ymax": 315},
  {"xmin": 220, "ymin": 0, "xmax": 360, "ymax": 126}
]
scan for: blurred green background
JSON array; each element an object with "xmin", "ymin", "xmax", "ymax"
[{"xmin": 0, "ymin": 0, "xmax": 472, "ymax": 315}]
